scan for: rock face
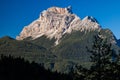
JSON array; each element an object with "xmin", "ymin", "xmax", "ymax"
[{"xmin": 16, "ymin": 6, "xmax": 101, "ymax": 45}]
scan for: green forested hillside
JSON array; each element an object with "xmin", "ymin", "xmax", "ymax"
[{"xmin": 0, "ymin": 29, "xmax": 119, "ymax": 73}]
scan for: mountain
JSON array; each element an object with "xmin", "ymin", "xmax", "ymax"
[
  {"xmin": 0, "ymin": 6, "xmax": 120, "ymax": 73},
  {"xmin": 16, "ymin": 6, "xmax": 101, "ymax": 45}
]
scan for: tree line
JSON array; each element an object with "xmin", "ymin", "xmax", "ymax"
[{"xmin": 0, "ymin": 55, "xmax": 72, "ymax": 80}]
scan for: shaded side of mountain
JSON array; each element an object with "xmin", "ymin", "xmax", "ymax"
[
  {"xmin": 53, "ymin": 29, "xmax": 119, "ymax": 60},
  {"xmin": 31, "ymin": 36, "xmax": 56, "ymax": 49},
  {"xmin": 0, "ymin": 29, "xmax": 120, "ymax": 73},
  {"xmin": 51, "ymin": 29, "xmax": 120, "ymax": 71},
  {"xmin": 52, "ymin": 31, "xmax": 96, "ymax": 61},
  {"xmin": 117, "ymin": 39, "xmax": 120, "ymax": 47}
]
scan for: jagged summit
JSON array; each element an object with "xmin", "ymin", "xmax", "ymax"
[
  {"xmin": 47, "ymin": 6, "xmax": 72, "ymax": 14},
  {"xmin": 80, "ymin": 16, "xmax": 101, "ymax": 31},
  {"xmin": 16, "ymin": 6, "xmax": 101, "ymax": 45},
  {"xmin": 83, "ymin": 16, "xmax": 98, "ymax": 23}
]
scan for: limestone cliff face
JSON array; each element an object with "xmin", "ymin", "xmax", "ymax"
[{"xmin": 16, "ymin": 6, "xmax": 101, "ymax": 45}]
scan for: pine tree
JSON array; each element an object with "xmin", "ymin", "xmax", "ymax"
[{"xmin": 88, "ymin": 34, "xmax": 118, "ymax": 80}]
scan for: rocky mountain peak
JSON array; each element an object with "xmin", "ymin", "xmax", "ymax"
[
  {"xmin": 16, "ymin": 6, "xmax": 101, "ymax": 45},
  {"xmin": 47, "ymin": 6, "xmax": 72, "ymax": 14},
  {"xmin": 80, "ymin": 16, "xmax": 101, "ymax": 31},
  {"xmin": 83, "ymin": 16, "xmax": 98, "ymax": 23}
]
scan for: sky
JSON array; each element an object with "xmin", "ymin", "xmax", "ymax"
[{"xmin": 0, "ymin": 0, "xmax": 120, "ymax": 39}]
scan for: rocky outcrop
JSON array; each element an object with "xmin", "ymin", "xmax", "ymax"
[{"xmin": 16, "ymin": 6, "xmax": 101, "ymax": 45}]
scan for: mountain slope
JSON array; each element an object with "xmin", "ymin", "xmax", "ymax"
[
  {"xmin": 1, "ymin": 28, "xmax": 119, "ymax": 73},
  {"xmin": 0, "ymin": 36, "xmax": 56, "ymax": 63}
]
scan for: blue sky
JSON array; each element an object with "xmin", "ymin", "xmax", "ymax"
[{"xmin": 0, "ymin": 0, "xmax": 120, "ymax": 39}]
